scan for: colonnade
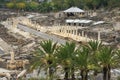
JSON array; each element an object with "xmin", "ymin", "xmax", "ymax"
[
  {"xmin": 7, "ymin": 17, "xmax": 101, "ymax": 42},
  {"xmin": 51, "ymin": 25, "xmax": 101, "ymax": 42}
]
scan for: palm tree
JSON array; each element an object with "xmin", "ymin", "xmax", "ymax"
[
  {"xmin": 56, "ymin": 42, "xmax": 76, "ymax": 80},
  {"xmin": 74, "ymin": 46, "xmax": 91, "ymax": 80},
  {"xmin": 87, "ymin": 40, "xmax": 102, "ymax": 54},
  {"xmin": 115, "ymin": 50, "xmax": 120, "ymax": 67},
  {"xmin": 31, "ymin": 40, "xmax": 57, "ymax": 80},
  {"xmin": 87, "ymin": 40, "xmax": 103, "ymax": 76},
  {"xmin": 96, "ymin": 46, "xmax": 117, "ymax": 80},
  {"xmin": 116, "ymin": 50, "xmax": 120, "ymax": 58}
]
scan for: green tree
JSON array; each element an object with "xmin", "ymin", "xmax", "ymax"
[
  {"xmin": 16, "ymin": 2, "xmax": 26, "ymax": 10},
  {"xmin": 107, "ymin": 0, "xmax": 120, "ymax": 9},
  {"xmin": 31, "ymin": 40, "xmax": 58, "ymax": 80},
  {"xmin": 74, "ymin": 46, "xmax": 91, "ymax": 80},
  {"xmin": 96, "ymin": 46, "xmax": 117, "ymax": 80},
  {"xmin": 38, "ymin": 2, "xmax": 53, "ymax": 13},
  {"xmin": 87, "ymin": 41, "xmax": 103, "ymax": 77},
  {"xmin": 6, "ymin": 2, "xmax": 15, "ymax": 9},
  {"xmin": 56, "ymin": 42, "xmax": 76, "ymax": 80},
  {"xmin": 26, "ymin": 1, "xmax": 39, "ymax": 11},
  {"xmin": 116, "ymin": 50, "xmax": 120, "ymax": 67},
  {"xmin": 116, "ymin": 50, "xmax": 120, "ymax": 58},
  {"xmin": 52, "ymin": 0, "xmax": 70, "ymax": 11},
  {"xmin": 87, "ymin": 40, "xmax": 102, "ymax": 55},
  {"xmin": 91, "ymin": 0, "xmax": 101, "ymax": 10}
]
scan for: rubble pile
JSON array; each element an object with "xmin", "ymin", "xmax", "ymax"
[{"xmin": 0, "ymin": 24, "xmax": 28, "ymax": 46}]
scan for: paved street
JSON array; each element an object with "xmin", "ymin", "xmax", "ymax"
[{"xmin": 17, "ymin": 24, "xmax": 67, "ymax": 44}]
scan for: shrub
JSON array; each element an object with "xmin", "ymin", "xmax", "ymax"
[{"xmin": 6, "ymin": 2, "xmax": 14, "ymax": 9}]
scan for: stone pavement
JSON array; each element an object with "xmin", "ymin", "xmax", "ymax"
[{"xmin": 17, "ymin": 24, "xmax": 67, "ymax": 44}]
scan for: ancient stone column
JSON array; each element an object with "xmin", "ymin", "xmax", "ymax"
[
  {"xmin": 67, "ymin": 26, "xmax": 69, "ymax": 37},
  {"xmin": 63, "ymin": 26, "xmax": 67, "ymax": 36},
  {"xmin": 36, "ymin": 24, "xmax": 39, "ymax": 30},
  {"xmin": 75, "ymin": 30, "xmax": 78, "ymax": 40},
  {"xmin": 12, "ymin": 19, "xmax": 17, "ymax": 28},
  {"xmin": 85, "ymin": 34, "xmax": 88, "ymax": 42},
  {"xmin": 10, "ymin": 51, "xmax": 15, "ymax": 62},
  {"xmin": 61, "ymin": 26, "xmax": 64, "ymax": 33},
  {"xmin": 73, "ymin": 30, "xmax": 76, "ymax": 35},
  {"xmin": 78, "ymin": 33, "xmax": 81, "ymax": 41},
  {"xmin": 61, "ymin": 26, "xmax": 63, "ymax": 32},
  {"xmin": 72, "ymin": 30, "xmax": 76, "ymax": 39},
  {"xmin": 55, "ymin": 26, "xmax": 58, "ymax": 33},
  {"xmin": 82, "ymin": 31, "xmax": 84, "ymax": 37},
  {"xmin": 98, "ymin": 31, "xmax": 101, "ymax": 41},
  {"xmin": 79, "ymin": 32, "xmax": 81, "ymax": 36},
  {"xmin": 32, "ymin": 69, "xmax": 37, "ymax": 78},
  {"xmin": 7, "ymin": 18, "xmax": 10, "ymax": 25},
  {"xmin": 29, "ymin": 19, "xmax": 31, "ymax": 25}
]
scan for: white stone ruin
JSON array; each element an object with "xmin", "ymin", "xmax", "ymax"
[
  {"xmin": 114, "ymin": 22, "xmax": 120, "ymax": 30},
  {"xmin": 10, "ymin": 51, "xmax": 15, "ymax": 63},
  {"xmin": 8, "ymin": 18, "xmax": 32, "ymax": 39},
  {"xmin": 50, "ymin": 25, "xmax": 98, "ymax": 42},
  {"xmin": 98, "ymin": 31, "xmax": 101, "ymax": 41}
]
